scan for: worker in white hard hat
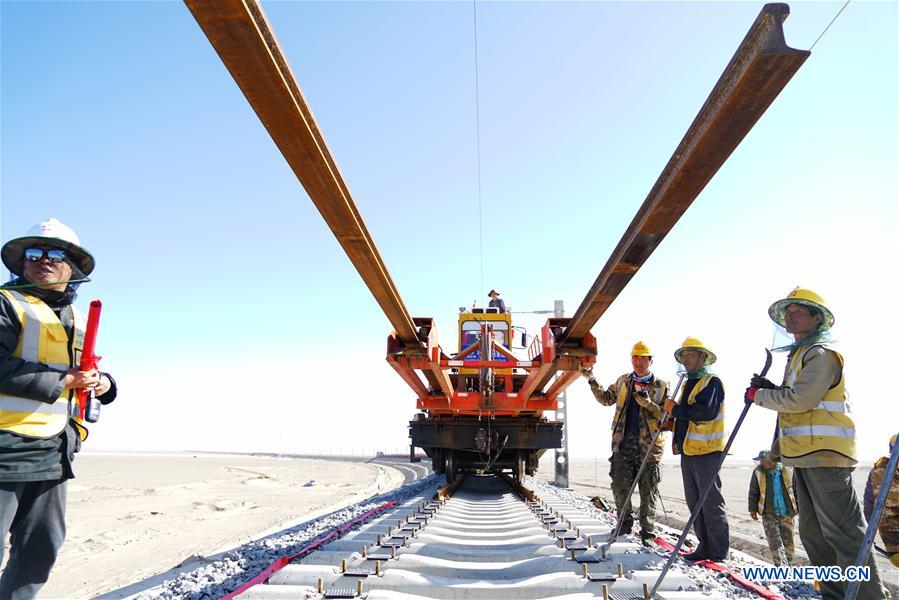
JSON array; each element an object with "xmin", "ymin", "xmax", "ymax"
[
  {"xmin": 745, "ymin": 287, "xmax": 886, "ymax": 599},
  {"xmin": 0, "ymin": 218, "xmax": 118, "ymax": 599},
  {"xmin": 662, "ymin": 337, "xmax": 730, "ymax": 561},
  {"xmin": 580, "ymin": 341, "xmax": 671, "ymax": 547}
]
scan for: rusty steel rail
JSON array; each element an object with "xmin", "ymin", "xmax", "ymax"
[
  {"xmin": 436, "ymin": 474, "xmax": 465, "ymax": 501},
  {"xmin": 184, "ymin": 0, "xmax": 420, "ymax": 346},
  {"xmin": 496, "ymin": 471, "xmax": 537, "ymax": 502},
  {"xmin": 561, "ymin": 3, "xmax": 809, "ymax": 345}
]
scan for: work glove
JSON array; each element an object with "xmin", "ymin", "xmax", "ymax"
[
  {"xmin": 659, "ymin": 419, "xmax": 674, "ymax": 432},
  {"xmin": 750, "ymin": 374, "xmax": 776, "ymax": 389},
  {"xmin": 579, "ymin": 366, "xmax": 594, "ymax": 380},
  {"xmin": 744, "ymin": 387, "xmax": 758, "ymax": 404}
]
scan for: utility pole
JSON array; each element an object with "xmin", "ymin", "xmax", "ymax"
[{"xmin": 553, "ymin": 299, "xmax": 569, "ymax": 488}]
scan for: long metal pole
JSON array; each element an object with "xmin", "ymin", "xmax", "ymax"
[
  {"xmin": 553, "ymin": 300, "xmax": 569, "ymax": 487},
  {"xmin": 844, "ymin": 432, "xmax": 899, "ymax": 600},
  {"xmin": 605, "ymin": 374, "xmax": 685, "ymax": 546},
  {"xmin": 649, "ymin": 401, "xmax": 751, "ymax": 597},
  {"xmin": 560, "ymin": 3, "xmax": 809, "ymax": 346},
  {"xmin": 184, "ymin": 0, "xmax": 420, "ymax": 346}
]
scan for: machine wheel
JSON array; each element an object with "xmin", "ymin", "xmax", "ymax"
[
  {"xmin": 444, "ymin": 450, "xmax": 456, "ymax": 483},
  {"xmin": 514, "ymin": 451, "xmax": 526, "ymax": 482}
]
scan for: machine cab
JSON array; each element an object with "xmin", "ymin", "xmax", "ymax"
[{"xmin": 457, "ymin": 307, "xmax": 512, "ymax": 374}]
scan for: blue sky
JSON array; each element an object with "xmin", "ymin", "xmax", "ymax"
[{"xmin": 2, "ymin": 1, "xmax": 896, "ymax": 461}]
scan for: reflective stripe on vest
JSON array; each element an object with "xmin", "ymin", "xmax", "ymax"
[
  {"xmin": 0, "ymin": 289, "xmax": 84, "ymax": 439},
  {"xmin": 681, "ymin": 375, "xmax": 726, "ymax": 455},
  {"xmin": 779, "ymin": 345, "xmax": 856, "ymax": 460},
  {"xmin": 755, "ymin": 467, "xmax": 794, "ymax": 513}
]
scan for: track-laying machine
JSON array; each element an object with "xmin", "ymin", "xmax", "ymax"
[{"xmin": 185, "ymin": 1, "xmax": 809, "ymax": 481}]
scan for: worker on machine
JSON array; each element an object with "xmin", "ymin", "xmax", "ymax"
[
  {"xmin": 663, "ymin": 337, "xmax": 729, "ymax": 561},
  {"xmin": 863, "ymin": 435, "xmax": 898, "ymax": 568},
  {"xmin": 744, "ymin": 287, "xmax": 886, "ymax": 599},
  {"xmin": 487, "ymin": 289, "xmax": 506, "ymax": 313},
  {"xmin": 748, "ymin": 449, "xmax": 797, "ymax": 566},
  {"xmin": 580, "ymin": 341, "xmax": 670, "ymax": 547}
]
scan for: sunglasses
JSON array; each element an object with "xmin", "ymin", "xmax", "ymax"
[{"xmin": 24, "ymin": 248, "xmax": 67, "ymax": 263}]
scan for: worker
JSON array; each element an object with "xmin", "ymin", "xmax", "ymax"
[
  {"xmin": 580, "ymin": 341, "xmax": 670, "ymax": 547},
  {"xmin": 487, "ymin": 289, "xmax": 506, "ymax": 313},
  {"xmin": 662, "ymin": 337, "xmax": 729, "ymax": 561},
  {"xmin": 0, "ymin": 218, "xmax": 118, "ymax": 599},
  {"xmin": 863, "ymin": 435, "xmax": 898, "ymax": 568},
  {"xmin": 745, "ymin": 287, "xmax": 887, "ymax": 599},
  {"xmin": 748, "ymin": 450, "xmax": 796, "ymax": 566}
]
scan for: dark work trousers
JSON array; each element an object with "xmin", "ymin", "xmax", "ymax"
[
  {"xmin": 681, "ymin": 452, "xmax": 729, "ymax": 560},
  {"xmin": 0, "ymin": 480, "xmax": 67, "ymax": 600},
  {"xmin": 793, "ymin": 467, "xmax": 886, "ymax": 600},
  {"xmin": 609, "ymin": 435, "xmax": 660, "ymax": 537}
]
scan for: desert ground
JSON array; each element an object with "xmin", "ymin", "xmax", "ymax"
[{"xmin": 1, "ymin": 452, "xmax": 403, "ymax": 600}]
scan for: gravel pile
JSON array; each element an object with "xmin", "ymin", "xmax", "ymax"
[{"xmin": 136, "ymin": 474, "xmax": 441, "ymax": 600}]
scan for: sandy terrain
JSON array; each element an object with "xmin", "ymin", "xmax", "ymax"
[
  {"xmin": 1, "ymin": 452, "xmax": 404, "ymax": 600},
  {"xmin": 539, "ymin": 455, "xmax": 898, "ymax": 592}
]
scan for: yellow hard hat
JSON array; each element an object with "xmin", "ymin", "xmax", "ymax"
[
  {"xmin": 768, "ymin": 286, "xmax": 834, "ymax": 330},
  {"xmin": 631, "ymin": 341, "xmax": 652, "ymax": 357},
  {"xmin": 674, "ymin": 336, "xmax": 717, "ymax": 366}
]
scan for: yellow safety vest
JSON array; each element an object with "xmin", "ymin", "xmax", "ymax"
[
  {"xmin": 680, "ymin": 375, "xmax": 726, "ymax": 456},
  {"xmin": 755, "ymin": 467, "xmax": 794, "ymax": 514},
  {"xmin": 778, "ymin": 345, "xmax": 856, "ymax": 461},
  {"xmin": 0, "ymin": 289, "xmax": 87, "ymax": 440},
  {"xmin": 613, "ymin": 374, "xmax": 666, "ymax": 453}
]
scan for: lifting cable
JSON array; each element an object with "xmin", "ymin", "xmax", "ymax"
[
  {"xmin": 809, "ymin": 0, "xmax": 851, "ymax": 51},
  {"xmin": 472, "ymin": 0, "xmax": 486, "ymax": 299}
]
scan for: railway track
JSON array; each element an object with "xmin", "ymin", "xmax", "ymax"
[{"xmin": 233, "ymin": 474, "xmax": 728, "ymax": 600}]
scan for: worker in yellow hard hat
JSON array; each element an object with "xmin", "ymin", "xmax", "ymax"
[
  {"xmin": 863, "ymin": 435, "xmax": 899, "ymax": 568},
  {"xmin": 662, "ymin": 336, "xmax": 729, "ymax": 561},
  {"xmin": 580, "ymin": 341, "xmax": 671, "ymax": 547},
  {"xmin": 746, "ymin": 287, "xmax": 887, "ymax": 599}
]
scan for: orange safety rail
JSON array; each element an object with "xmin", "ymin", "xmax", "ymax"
[{"xmin": 526, "ymin": 332, "xmax": 543, "ymax": 361}]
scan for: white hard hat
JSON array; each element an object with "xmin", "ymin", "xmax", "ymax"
[{"xmin": 2, "ymin": 217, "xmax": 95, "ymax": 276}]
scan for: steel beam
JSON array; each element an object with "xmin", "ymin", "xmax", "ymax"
[
  {"xmin": 184, "ymin": 0, "xmax": 420, "ymax": 345},
  {"xmin": 562, "ymin": 3, "xmax": 809, "ymax": 343}
]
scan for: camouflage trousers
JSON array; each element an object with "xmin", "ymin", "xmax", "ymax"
[
  {"xmin": 761, "ymin": 514, "xmax": 794, "ymax": 566},
  {"xmin": 610, "ymin": 435, "xmax": 660, "ymax": 537}
]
